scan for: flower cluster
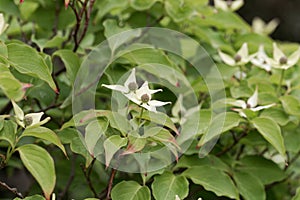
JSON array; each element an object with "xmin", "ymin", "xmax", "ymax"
[
  {"xmin": 219, "ymin": 42, "xmax": 300, "ymax": 73},
  {"xmin": 102, "ymin": 68, "xmax": 171, "ymax": 112},
  {"xmin": 12, "ymin": 101, "xmax": 50, "ymax": 128},
  {"xmin": 214, "ymin": 0, "xmax": 244, "ymax": 12}
]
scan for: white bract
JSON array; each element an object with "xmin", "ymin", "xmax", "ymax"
[
  {"xmin": 12, "ymin": 101, "xmax": 51, "ymax": 128},
  {"xmin": 214, "ymin": 0, "xmax": 244, "ymax": 11},
  {"xmin": 218, "ymin": 43, "xmax": 253, "ymax": 66},
  {"xmin": 0, "ymin": 13, "xmax": 9, "ymax": 35},
  {"xmin": 252, "ymin": 17, "xmax": 279, "ymax": 35},
  {"xmin": 102, "ymin": 68, "xmax": 170, "ymax": 112},
  {"xmin": 229, "ymin": 87, "xmax": 275, "ymax": 118},
  {"xmin": 251, "ymin": 45, "xmax": 272, "ymax": 72},
  {"xmin": 268, "ymin": 43, "xmax": 300, "ymax": 70}
]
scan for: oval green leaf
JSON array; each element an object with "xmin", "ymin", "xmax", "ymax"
[{"xmin": 111, "ymin": 181, "xmax": 151, "ymax": 200}]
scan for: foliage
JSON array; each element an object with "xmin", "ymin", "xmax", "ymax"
[{"xmin": 0, "ymin": 0, "xmax": 299, "ymax": 199}]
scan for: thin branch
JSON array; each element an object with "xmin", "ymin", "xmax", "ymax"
[
  {"xmin": 58, "ymin": 154, "xmax": 77, "ymax": 200},
  {"xmin": 0, "ymin": 180, "xmax": 23, "ymax": 198},
  {"xmin": 106, "ymin": 168, "xmax": 117, "ymax": 200},
  {"xmin": 81, "ymin": 158, "xmax": 98, "ymax": 197},
  {"xmin": 216, "ymin": 131, "xmax": 248, "ymax": 157}
]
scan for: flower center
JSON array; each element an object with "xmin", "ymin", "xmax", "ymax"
[
  {"xmin": 279, "ymin": 56, "xmax": 288, "ymax": 64},
  {"xmin": 234, "ymin": 54, "xmax": 242, "ymax": 62},
  {"xmin": 128, "ymin": 82, "xmax": 138, "ymax": 91},
  {"xmin": 141, "ymin": 94, "xmax": 150, "ymax": 103},
  {"xmin": 24, "ymin": 116, "xmax": 33, "ymax": 126},
  {"xmin": 226, "ymin": 0, "xmax": 233, "ymax": 7}
]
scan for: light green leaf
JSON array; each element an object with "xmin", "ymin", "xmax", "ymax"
[
  {"xmin": 233, "ymin": 171, "xmax": 266, "ymax": 200},
  {"xmin": 111, "ymin": 181, "xmax": 151, "ymax": 200},
  {"xmin": 236, "ymin": 155, "xmax": 286, "ymax": 185},
  {"xmin": 280, "ymin": 95, "xmax": 300, "ymax": 116},
  {"xmin": 183, "ymin": 166, "xmax": 239, "ymax": 199},
  {"xmin": 198, "ymin": 112, "xmax": 244, "ymax": 146},
  {"xmin": 21, "ymin": 127, "xmax": 66, "ymax": 156},
  {"xmin": 152, "ymin": 172, "xmax": 189, "ymax": 200},
  {"xmin": 292, "ymin": 187, "xmax": 300, "ymax": 200},
  {"xmin": 145, "ymin": 127, "xmax": 179, "ymax": 150},
  {"xmin": 14, "ymin": 195, "xmax": 45, "ymax": 200},
  {"xmin": 130, "ymin": 0, "xmax": 160, "ymax": 10},
  {"xmin": 124, "ymin": 136, "xmax": 147, "ymax": 154},
  {"xmin": 165, "ymin": 0, "xmax": 193, "ymax": 22},
  {"xmin": 17, "ymin": 144, "xmax": 55, "ymax": 200},
  {"xmin": 7, "ymin": 43, "xmax": 57, "ymax": 92},
  {"xmin": 53, "ymin": 49, "xmax": 80, "ymax": 84},
  {"xmin": 0, "ymin": 120, "xmax": 17, "ymax": 148},
  {"xmin": 85, "ymin": 119, "xmax": 108, "ymax": 156},
  {"xmin": 104, "ymin": 135, "xmax": 127, "ymax": 167},
  {"xmin": 0, "ymin": 64, "xmax": 24, "ymax": 101},
  {"xmin": 70, "ymin": 131, "xmax": 93, "ymax": 167},
  {"xmin": 252, "ymin": 117, "xmax": 286, "ymax": 157},
  {"xmin": 260, "ymin": 108, "xmax": 290, "ymax": 126}
]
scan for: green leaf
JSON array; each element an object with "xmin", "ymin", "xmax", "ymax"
[
  {"xmin": 84, "ymin": 119, "xmax": 108, "ymax": 156},
  {"xmin": 53, "ymin": 49, "xmax": 80, "ymax": 84},
  {"xmin": 7, "ymin": 43, "xmax": 57, "ymax": 92},
  {"xmin": 292, "ymin": 187, "xmax": 300, "ymax": 200},
  {"xmin": 111, "ymin": 181, "xmax": 151, "ymax": 200},
  {"xmin": 21, "ymin": 127, "xmax": 66, "ymax": 156},
  {"xmin": 70, "ymin": 131, "xmax": 93, "ymax": 167},
  {"xmin": 140, "ymin": 110, "xmax": 179, "ymax": 135},
  {"xmin": 130, "ymin": 0, "xmax": 159, "ymax": 10},
  {"xmin": 14, "ymin": 195, "xmax": 46, "ymax": 200},
  {"xmin": 198, "ymin": 112, "xmax": 244, "ymax": 146},
  {"xmin": 0, "ymin": 64, "xmax": 25, "ymax": 101},
  {"xmin": 280, "ymin": 95, "xmax": 300, "ymax": 116},
  {"xmin": 183, "ymin": 166, "xmax": 239, "ymax": 199},
  {"xmin": 0, "ymin": 120, "xmax": 17, "ymax": 148},
  {"xmin": 165, "ymin": 0, "xmax": 193, "ymax": 22},
  {"xmin": 236, "ymin": 155, "xmax": 286, "ymax": 185},
  {"xmin": 17, "ymin": 144, "xmax": 55, "ymax": 200},
  {"xmin": 233, "ymin": 171, "xmax": 266, "ymax": 200},
  {"xmin": 103, "ymin": 135, "xmax": 127, "ymax": 167},
  {"xmin": 252, "ymin": 117, "xmax": 286, "ymax": 157},
  {"xmin": 152, "ymin": 172, "xmax": 189, "ymax": 200},
  {"xmin": 124, "ymin": 136, "xmax": 147, "ymax": 154},
  {"xmin": 260, "ymin": 108, "xmax": 290, "ymax": 126}
]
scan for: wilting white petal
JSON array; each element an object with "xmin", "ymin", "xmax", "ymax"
[
  {"xmin": 231, "ymin": 0, "xmax": 244, "ymax": 11},
  {"xmin": 287, "ymin": 47, "xmax": 300, "ymax": 66},
  {"xmin": 148, "ymin": 100, "xmax": 171, "ymax": 107},
  {"xmin": 25, "ymin": 112, "xmax": 44, "ymax": 125},
  {"xmin": 237, "ymin": 43, "xmax": 249, "ymax": 60},
  {"xmin": 218, "ymin": 50, "xmax": 235, "ymax": 66},
  {"xmin": 231, "ymin": 108, "xmax": 247, "ymax": 118},
  {"xmin": 102, "ymin": 84, "xmax": 128, "ymax": 93},
  {"xmin": 265, "ymin": 19, "xmax": 279, "ymax": 35},
  {"xmin": 228, "ymin": 100, "xmax": 247, "ymax": 109},
  {"xmin": 12, "ymin": 101, "xmax": 24, "ymax": 121},
  {"xmin": 251, "ymin": 103, "xmax": 275, "ymax": 112},
  {"xmin": 0, "ymin": 13, "xmax": 9, "ymax": 35},
  {"xmin": 233, "ymin": 71, "xmax": 247, "ymax": 80},
  {"xmin": 214, "ymin": 0, "xmax": 228, "ymax": 11},
  {"xmin": 252, "ymin": 17, "xmax": 265, "ymax": 34},
  {"xmin": 247, "ymin": 87, "xmax": 258, "ymax": 108},
  {"xmin": 273, "ymin": 43, "xmax": 286, "ymax": 62}
]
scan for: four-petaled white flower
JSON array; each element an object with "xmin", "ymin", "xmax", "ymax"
[
  {"xmin": 251, "ymin": 45, "xmax": 272, "ymax": 72},
  {"xmin": 0, "ymin": 13, "xmax": 9, "ymax": 35},
  {"xmin": 252, "ymin": 17, "xmax": 279, "ymax": 35},
  {"xmin": 229, "ymin": 87, "xmax": 275, "ymax": 118},
  {"xmin": 268, "ymin": 43, "xmax": 300, "ymax": 70},
  {"xmin": 218, "ymin": 43, "xmax": 254, "ymax": 67},
  {"xmin": 102, "ymin": 68, "xmax": 171, "ymax": 112},
  {"xmin": 214, "ymin": 0, "xmax": 244, "ymax": 12},
  {"xmin": 12, "ymin": 101, "xmax": 51, "ymax": 128}
]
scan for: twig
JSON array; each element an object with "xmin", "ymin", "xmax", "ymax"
[
  {"xmin": 58, "ymin": 154, "xmax": 77, "ymax": 200},
  {"xmin": 81, "ymin": 158, "xmax": 98, "ymax": 197},
  {"xmin": 216, "ymin": 131, "xmax": 248, "ymax": 157},
  {"xmin": 0, "ymin": 180, "xmax": 23, "ymax": 198},
  {"xmin": 106, "ymin": 168, "xmax": 117, "ymax": 200},
  {"xmin": 51, "ymin": 0, "xmax": 61, "ymax": 38}
]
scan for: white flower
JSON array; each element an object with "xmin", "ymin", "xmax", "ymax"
[
  {"xmin": 268, "ymin": 43, "xmax": 300, "ymax": 70},
  {"xmin": 218, "ymin": 43, "xmax": 254, "ymax": 66},
  {"xmin": 252, "ymin": 17, "xmax": 279, "ymax": 35},
  {"xmin": 102, "ymin": 69, "xmax": 170, "ymax": 112},
  {"xmin": 214, "ymin": 0, "xmax": 244, "ymax": 11},
  {"xmin": 131, "ymin": 81, "xmax": 171, "ymax": 112},
  {"xmin": 233, "ymin": 71, "xmax": 247, "ymax": 80},
  {"xmin": 229, "ymin": 87, "xmax": 275, "ymax": 118},
  {"xmin": 0, "ymin": 13, "xmax": 9, "ymax": 35},
  {"xmin": 251, "ymin": 45, "xmax": 272, "ymax": 72},
  {"xmin": 12, "ymin": 101, "xmax": 50, "ymax": 128}
]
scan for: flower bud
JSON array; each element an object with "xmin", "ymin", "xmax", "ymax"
[
  {"xmin": 279, "ymin": 56, "xmax": 288, "ymax": 65},
  {"xmin": 128, "ymin": 82, "xmax": 138, "ymax": 91},
  {"xmin": 141, "ymin": 94, "xmax": 150, "ymax": 103},
  {"xmin": 234, "ymin": 54, "xmax": 242, "ymax": 62}
]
